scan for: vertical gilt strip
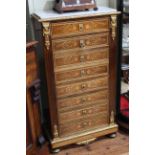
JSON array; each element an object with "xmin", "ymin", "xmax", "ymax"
[
  {"xmin": 110, "ymin": 110, "xmax": 115, "ymax": 125},
  {"xmin": 42, "ymin": 22, "xmax": 50, "ymax": 51},
  {"xmin": 54, "ymin": 124, "xmax": 59, "ymax": 138},
  {"xmin": 111, "ymin": 15, "xmax": 117, "ymax": 40}
]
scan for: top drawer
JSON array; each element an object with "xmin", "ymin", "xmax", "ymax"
[{"xmin": 51, "ymin": 17, "xmax": 109, "ymax": 38}]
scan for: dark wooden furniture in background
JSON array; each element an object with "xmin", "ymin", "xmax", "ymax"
[
  {"xmin": 117, "ymin": 0, "xmax": 129, "ymax": 131},
  {"xmin": 32, "ymin": 7, "xmax": 120, "ymax": 151},
  {"xmin": 26, "ymin": 41, "xmax": 45, "ymax": 155}
]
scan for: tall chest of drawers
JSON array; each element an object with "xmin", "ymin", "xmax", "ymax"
[{"xmin": 33, "ymin": 7, "xmax": 120, "ymax": 149}]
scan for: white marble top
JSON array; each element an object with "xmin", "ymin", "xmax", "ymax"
[{"xmin": 32, "ymin": 6, "xmax": 120, "ymax": 22}]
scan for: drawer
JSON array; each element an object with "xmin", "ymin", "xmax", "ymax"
[
  {"xmin": 58, "ymin": 90, "xmax": 109, "ymax": 111},
  {"xmin": 55, "ymin": 64, "xmax": 109, "ymax": 84},
  {"xmin": 52, "ymin": 33, "xmax": 109, "ymax": 52},
  {"xmin": 59, "ymin": 114, "xmax": 108, "ymax": 136},
  {"xmin": 51, "ymin": 17, "xmax": 109, "ymax": 38},
  {"xmin": 59, "ymin": 104, "xmax": 108, "ymax": 124},
  {"xmin": 54, "ymin": 47, "xmax": 109, "ymax": 69},
  {"xmin": 56, "ymin": 76, "xmax": 108, "ymax": 98}
]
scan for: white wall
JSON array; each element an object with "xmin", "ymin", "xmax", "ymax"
[{"xmin": 28, "ymin": 0, "xmax": 109, "ymax": 14}]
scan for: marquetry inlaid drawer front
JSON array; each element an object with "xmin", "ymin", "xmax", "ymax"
[
  {"xmin": 52, "ymin": 33, "xmax": 109, "ymax": 52},
  {"xmin": 26, "ymin": 51, "xmax": 38, "ymax": 86},
  {"xmin": 58, "ymin": 90, "xmax": 109, "ymax": 111},
  {"xmin": 54, "ymin": 47, "xmax": 109, "ymax": 69},
  {"xmin": 55, "ymin": 64, "xmax": 109, "ymax": 84},
  {"xmin": 51, "ymin": 17, "xmax": 109, "ymax": 38},
  {"xmin": 59, "ymin": 115, "xmax": 108, "ymax": 136},
  {"xmin": 59, "ymin": 104, "xmax": 108, "ymax": 124},
  {"xmin": 56, "ymin": 77, "xmax": 108, "ymax": 98}
]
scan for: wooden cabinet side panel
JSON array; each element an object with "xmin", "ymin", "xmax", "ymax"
[{"xmin": 42, "ymin": 24, "xmax": 59, "ymax": 138}]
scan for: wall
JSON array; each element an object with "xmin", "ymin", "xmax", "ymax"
[
  {"xmin": 28, "ymin": 0, "xmax": 109, "ymax": 14},
  {"xmin": 109, "ymin": 0, "xmax": 117, "ymax": 8}
]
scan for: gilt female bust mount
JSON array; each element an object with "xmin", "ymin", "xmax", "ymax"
[{"xmin": 54, "ymin": 0, "xmax": 98, "ymax": 13}]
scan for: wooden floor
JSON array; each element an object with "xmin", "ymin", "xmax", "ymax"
[{"xmin": 39, "ymin": 131, "xmax": 129, "ymax": 155}]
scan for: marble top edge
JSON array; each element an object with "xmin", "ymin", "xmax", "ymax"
[{"xmin": 32, "ymin": 6, "xmax": 120, "ymax": 22}]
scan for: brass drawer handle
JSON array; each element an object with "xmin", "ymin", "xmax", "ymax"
[
  {"xmin": 82, "ymin": 122, "xmax": 88, "ymax": 127},
  {"xmin": 80, "ymin": 55, "xmax": 85, "ymax": 62},
  {"xmin": 81, "ymin": 83, "xmax": 87, "ymax": 90},
  {"xmin": 79, "ymin": 23, "xmax": 84, "ymax": 31},
  {"xmin": 81, "ymin": 97, "xmax": 87, "ymax": 103},
  {"xmin": 80, "ymin": 40, "xmax": 85, "ymax": 48},
  {"xmin": 82, "ymin": 109, "xmax": 87, "ymax": 115},
  {"xmin": 65, "ymin": 87, "xmax": 71, "ymax": 93}
]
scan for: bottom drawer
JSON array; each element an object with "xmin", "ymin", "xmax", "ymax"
[{"xmin": 59, "ymin": 114, "xmax": 108, "ymax": 136}]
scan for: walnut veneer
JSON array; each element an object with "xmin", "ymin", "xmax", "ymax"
[{"xmin": 32, "ymin": 7, "xmax": 120, "ymax": 150}]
